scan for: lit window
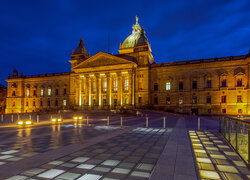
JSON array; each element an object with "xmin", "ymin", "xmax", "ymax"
[
  {"xmin": 103, "ymin": 79, "xmax": 107, "ymax": 92},
  {"xmin": 26, "ymin": 89, "xmax": 30, "ymax": 96},
  {"xmin": 63, "ymin": 100, "xmax": 67, "ymax": 106},
  {"xmin": 166, "ymin": 97, "xmax": 170, "ymax": 104},
  {"xmin": 192, "ymin": 96, "xmax": 197, "ymax": 104},
  {"xmin": 166, "ymin": 82, "xmax": 171, "ymax": 90},
  {"xmin": 179, "ymin": 97, "xmax": 183, "ymax": 104},
  {"xmin": 113, "ymin": 77, "xmax": 118, "ymax": 91},
  {"xmin": 125, "ymin": 98, "xmax": 129, "ymax": 104},
  {"xmin": 124, "ymin": 76, "xmax": 129, "ymax": 91},
  {"xmin": 41, "ymin": 89, "xmax": 44, "ymax": 96},
  {"xmin": 48, "ymin": 88, "xmax": 51, "ymax": 96}
]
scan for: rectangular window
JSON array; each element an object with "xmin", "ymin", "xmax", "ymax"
[
  {"xmin": 103, "ymin": 79, "xmax": 107, "ymax": 92},
  {"xmin": 124, "ymin": 76, "xmax": 129, "ymax": 91},
  {"xmin": 179, "ymin": 82, "xmax": 183, "ymax": 90},
  {"xmin": 166, "ymin": 82, "xmax": 171, "ymax": 90},
  {"xmin": 192, "ymin": 81, "xmax": 197, "ymax": 89},
  {"xmin": 221, "ymin": 79, "xmax": 227, "ymax": 87},
  {"xmin": 26, "ymin": 101, "xmax": 28, "ymax": 106},
  {"xmin": 26, "ymin": 89, "xmax": 30, "ymax": 97},
  {"xmin": 103, "ymin": 99, "xmax": 107, "ymax": 106},
  {"xmin": 64, "ymin": 88, "xmax": 67, "ymax": 95},
  {"xmin": 48, "ymin": 100, "xmax": 50, "ymax": 106},
  {"xmin": 33, "ymin": 90, "xmax": 36, "ymax": 96},
  {"xmin": 55, "ymin": 100, "xmax": 58, "ymax": 106},
  {"xmin": 114, "ymin": 99, "xmax": 117, "ymax": 106},
  {"xmin": 40, "ymin": 100, "xmax": 43, "ymax": 106},
  {"xmin": 113, "ymin": 77, "xmax": 118, "ymax": 91},
  {"xmin": 125, "ymin": 98, "xmax": 129, "ymax": 105},
  {"xmin": 206, "ymin": 96, "xmax": 211, "ymax": 104},
  {"xmin": 33, "ymin": 101, "xmax": 35, "ymax": 107},
  {"xmin": 56, "ymin": 89, "xmax": 59, "ymax": 95},
  {"xmin": 166, "ymin": 97, "xmax": 170, "ymax": 105},
  {"xmin": 221, "ymin": 95, "xmax": 226, "ymax": 103},
  {"xmin": 154, "ymin": 83, "xmax": 158, "ymax": 91},
  {"xmin": 12, "ymin": 91, "xmax": 16, "ymax": 96},
  {"xmin": 48, "ymin": 88, "xmax": 51, "ymax": 96},
  {"xmin": 237, "ymin": 79, "xmax": 242, "ymax": 87},
  {"xmin": 138, "ymin": 97, "xmax": 142, "ymax": 104},
  {"xmin": 63, "ymin": 100, "xmax": 66, "ymax": 106},
  {"xmin": 207, "ymin": 80, "xmax": 212, "ymax": 88},
  {"xmin": 154, "ymin": 97, "xmax": 158, "ymax": 105},
  {"xmin": 192, "ymin": 96, "xmax": 197, "ymax": 104},
  {"xmin": 237, "ymin": 95, "xmax": 242, "ymax": 103},
  {"xmin": 179, "ymin": 97, "xmax": 183, "ymax": 105},
  {"xmin": 41, "ymin": 89, "xmax": 44, "ymax": 96},
  {"xmin": 222, "ymin": 109, "xmax": 226, "ymax": 113},
  {"xmin": 238, "ymin": 109, "xmax": 242, "ymax": 114}
]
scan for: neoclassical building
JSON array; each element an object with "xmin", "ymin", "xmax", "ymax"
[{"xmin": 5, "ymin": 17, "xmax": 250, "ymax": 115}]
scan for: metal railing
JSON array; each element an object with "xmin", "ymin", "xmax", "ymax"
[{"xmin": 219, "ymin": 116, "xmax": 249, "ymax": 166}]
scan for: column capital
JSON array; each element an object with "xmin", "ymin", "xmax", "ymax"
[
  {"xmin": 95, "ymin": 73, "xmax": 100, "ymax": 78},
  {"xmin": 105, "ymin": 73, "xmax": 110, "ymax": 78},
  {"xmin": 116, "ymin": 72, "xmax": 122, "ymax": 77}
]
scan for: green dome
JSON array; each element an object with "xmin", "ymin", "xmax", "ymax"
[{"xmin": 121, "ymin": 16, "xmax": 142, "ymax": 49}]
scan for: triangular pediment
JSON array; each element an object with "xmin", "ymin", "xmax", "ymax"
[{"xmin": 73, "ymin": 52, "xmax": 137, "ymax": 69}]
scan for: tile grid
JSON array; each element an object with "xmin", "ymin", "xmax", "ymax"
[
  {"xmin": 8, "ymin": 128, "xmax": 170, "ymax": 180},
  {"xmin": 189, "ymin": 130, "xmax": 250, "ymax": 180}
]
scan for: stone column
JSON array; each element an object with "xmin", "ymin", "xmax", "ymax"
[
  {"xmin": 85, "ymin": 75, "xmax": 89, "ymax": 108},
  {"xmin": 106, "ymin": 73, "xmax": 111, "ymax": 109},
  {"xmin": 128, "ymin": 71, "xmax": 133, "ymax": 106},
  {"xmin": 79, "ymin": 76, "xmax": 82, "ymax": 107},
  {"xmin": 117, "ymin": 72, "xmax": 122, "ymax": 106},
  {"xmin": 89, "ymin": 77, "xmax": 92, "ymax": 108},
  {"xmin": 95, "ymin": 74, "xmax": 100, "ymax": 108}
]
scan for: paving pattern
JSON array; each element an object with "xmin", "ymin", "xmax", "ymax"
[
  {"xmin": 7, "ymin": 128, "xmax": 170, "ymax": 180},
  {"xmin": 189, "ymin": 130, "xmax": 250, "ymax": 180},
  {"xmin": 0, "ymin": 126, "xmax": 119, "ymax": 167}
]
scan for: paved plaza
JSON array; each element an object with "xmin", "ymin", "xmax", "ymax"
[{"xmin": 0, "ymin": 111, "xmax": 249, "ymax": 180}]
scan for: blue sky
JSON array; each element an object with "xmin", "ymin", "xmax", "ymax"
[{"xmin": 0, "ymin": 0, "xmax": 250, "ymax": 85}]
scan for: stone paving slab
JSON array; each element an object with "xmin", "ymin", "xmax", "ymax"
[
  {"xmin": 6, "ymin": 128, "xmax": 171, "ymax": 180},
  {"xmin": 0, "ymin": 126, "xmax": 135, "ymax": 179},
  {"xmin": 150, "ymin": 117, "xmax": 197, "ymax": 180},
  {"xmin": 189, "ymin": 130, "xmax": 250, "ymax": 180}
]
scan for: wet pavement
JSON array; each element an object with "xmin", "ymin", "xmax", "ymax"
[{"xmin": 1, "ymin": 111, "xmax": 244, "ymax": 180}]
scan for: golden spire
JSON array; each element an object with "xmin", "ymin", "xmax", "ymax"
[{"xmin": 136, "ymin": 15, "xmax": 139, "ymax": 25}]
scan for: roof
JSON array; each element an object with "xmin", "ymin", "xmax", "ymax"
[
  {"xmin": 8, "ymin": 72, "xmax": 71, "ymax": 79},
  {"xmin": 151, "ymin": 54, "xmax": 250, "ymax": 68}
]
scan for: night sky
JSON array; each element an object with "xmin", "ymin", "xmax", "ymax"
[{"xmin": 0, "ymin": 0, "xmax": 250, "ymax": 85}]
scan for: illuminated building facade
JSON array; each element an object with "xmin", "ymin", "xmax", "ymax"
[{"xmin": 5, "ymin": 17, "xmax": 250, "ymax": 115}]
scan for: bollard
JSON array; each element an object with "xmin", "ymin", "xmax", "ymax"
[
  {"xmin": 121, "ymin": 116, "xmax": 123, "ymax": 127},
  {"xmin": 1, "ymin": 114, "xmax": 3, "ymax": 122},
  {"xmin": 198, "ymin": 117, "xmax": 200, "ymax": 130},
  {"xmin": 87, "ymin": 116, "xmax": 89, "ymax": 125},
  {"xmin": 146, "ymin": 116, "xmax": 148, "ymax": 128},
  {"xmin": 107, "ymin": 116, "xmax": 109, "ymax": 126},
  {"xmin": 163, "ymin": 117, "xmax": 166, "ymax": 129},
  {"xmin": 37, "ymin": 115, "xmax": 39, "ymax": 123},
  {"xmin": 11, "ymin": 115, "xmax": 14, "ymax": 123}
]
